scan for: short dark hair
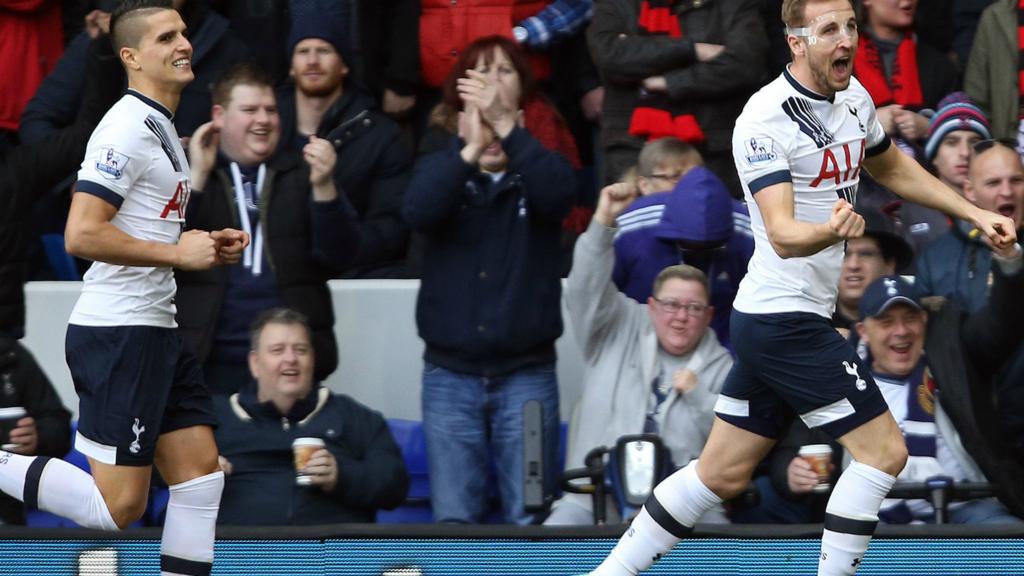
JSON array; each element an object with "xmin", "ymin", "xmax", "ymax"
[
  {"xmin": 250, "ymin": 308, "xmax": 311, "ymax": 351},
  {"xmin": 212, "ymin": 62, "xmax": 273, "ymax": 108},
  {"xmin": 110, "ymin": 0, "xmax": 173, "ymax": 52}
]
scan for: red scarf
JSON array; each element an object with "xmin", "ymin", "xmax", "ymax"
[
  {"xmin": 628, "ymin": 0, "xmax": 705, "ymax": 143},
  {"xmin": 854, "ymin": 32, "xmax": 923, "ymax": 108},
  {"xmin": 523, "ymin": 97, "xmax": 592, "ymax": 234}
]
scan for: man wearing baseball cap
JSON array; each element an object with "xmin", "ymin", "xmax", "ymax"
[{"xmin": 848, "ymin": 268, "xmax": 1024, "ymax": 524}]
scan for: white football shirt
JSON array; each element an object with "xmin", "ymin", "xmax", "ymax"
[
  {"xmin": 70, "ymin": 91, "xmax": 191, "ymax": 328},
  {"xmin": 732, "ymin": 69, "xmax": 889, "ymax": 318}
]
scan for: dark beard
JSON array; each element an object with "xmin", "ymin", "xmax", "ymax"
[{"xmin": 296, "ymin": 76, "xmax": 342, "ymax": 98}]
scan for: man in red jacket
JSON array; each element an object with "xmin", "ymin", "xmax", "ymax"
[{"xmin": 0, "ymin": 0, "xmax": 63, "ymax": 150}]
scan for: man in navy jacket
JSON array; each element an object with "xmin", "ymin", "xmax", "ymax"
[
  {"xmin": 402, "ymin": 74, "xmax": 576, "ymax": 523},
  {"xmin": 214, "ymin": 308, "xmax": 408, "ymax": 525}
]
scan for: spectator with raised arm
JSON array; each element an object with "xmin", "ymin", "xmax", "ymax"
[
  {"xmin": 545, "ymin": 181, "xmax": 733, "ymax": 525},
  {"xmin": 612, "ymin": 138, "xmax": 754, "ymax": 349}
]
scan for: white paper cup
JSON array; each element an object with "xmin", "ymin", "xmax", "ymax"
[
  {"xmin": 799, "ymin": 444, "xmax": 833, "ymax": 493},
  {"xmin": 292, "ymin": 437, "xmax": 325, "ymax": 485},
  {"xmin": 0, "ymin": 407, "xmax": 27, "ymax": 451}
]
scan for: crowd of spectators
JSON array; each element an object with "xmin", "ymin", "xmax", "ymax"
[{"xmin": 0, "ymin": 0, "xmax": 1022, "ymax": 528}]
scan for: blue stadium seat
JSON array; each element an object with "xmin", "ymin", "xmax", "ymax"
[
  {"xmin": 40, "ymin": 233, "xmax": 79, "ymax": 281},
  {"xmin": 377, "ymin": 418, "xmax": 433, "ymax": 523},
  {"xmin": 378, "ymin": 419, "xmax": 569, "ymax": 524}
]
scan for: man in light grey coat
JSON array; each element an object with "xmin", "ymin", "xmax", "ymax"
[{"xmin": 546, "ymin": 182, "xmax": 734, "ymax": 525}]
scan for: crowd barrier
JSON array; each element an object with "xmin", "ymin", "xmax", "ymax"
[
  {"xmin": 21, "ymin": 280, "xmax": 588, "ymax": 421},
  {"xmin": 2, "ymin": 524, "xmax": 1023, "ymax": 575}
]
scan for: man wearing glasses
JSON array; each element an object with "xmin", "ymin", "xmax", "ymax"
[
  {"xmin": 547, "ymin": 182, "xmax": 733, "ymax": 526},
  {"xmin": 584, "ymin": 1, "xmax": 1017, "ymax": 575}
]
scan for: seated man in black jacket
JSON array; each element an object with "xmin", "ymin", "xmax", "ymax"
[{"xmin": 214, "ymin": 308, "xmax": 409, "ymax": 525}]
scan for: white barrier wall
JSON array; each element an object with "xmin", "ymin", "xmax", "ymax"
[{"xmin": 22, "ymin": 280, "xmax": 587, "ymax": 421}]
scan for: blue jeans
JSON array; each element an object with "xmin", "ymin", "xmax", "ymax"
[
  {"xmin": 421, "ymin": 362, "xmax": 560, "ymax": 524},
  {"xmin": 945, "ymin": 499, "xmax": 1024, "ymax": 525}
]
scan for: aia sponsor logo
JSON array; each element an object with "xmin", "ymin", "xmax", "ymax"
[
  {"xmin": 811, "ymin": 139, "xmax": 866, "ymax": 188},
  {"xmin": 160, "ymin": 179, "xmax": 191, "ymax": 220}
]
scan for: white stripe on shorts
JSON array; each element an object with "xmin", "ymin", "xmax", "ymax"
[
  {"xmin": 901, "ymin": 420, "xmax": 937, "ymax": 436},
  {"xmin": 74, "ymin": 431, "xmax": 118, "ymax": 465},
  {"xmin": 714, "ymin": 395, "xmax": 749, "ymax": 417},
  {"xmin": 799, "ymin": 397, "xmax": 855, "ymax": 428}
]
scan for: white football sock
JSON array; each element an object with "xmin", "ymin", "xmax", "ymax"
[
  {"xmin": 818, "ymin": 461, "xmax": 896, "ymax": 576},
  {"xmin": 590, "ymin": 460, "xmax": 722, "ymax": 575},
  {"xmin": 160, "ymin": 470, "xmax": 223, "ymax": 576},
  {"xmin": 0, "ymin": 452, "xmax": 117, "ymax": 530}
]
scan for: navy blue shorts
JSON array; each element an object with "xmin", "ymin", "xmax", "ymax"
[
  {"xmin": 713, "ymin": 310, "xmax": 889, "ymax": 440},
  {"xmin": 66, "ymin": 325, "xmax": 216, "ymax": 466}
]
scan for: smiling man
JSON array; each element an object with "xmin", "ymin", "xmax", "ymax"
[
  {"xmin": 275, "ymin": 11, "xmax": 412, "ymax": 278},
  {"xmin": 0, "ymin": 2, "xmax": 248, "ymax": 575},
  {"xmin": 212, "ymin": 308, "xmax": 409, "ymax": 525},
  {"xmin": 175, "ymin": 62, "xmax": 359, "ymax": 395},
  {"xmin": 546, "ymin": 181, "xmax": 733, "ymax": 526},
  {"xmin": 853, "ymin": 275, "xmax": 1024, "ymax": 525},
  {"xmin": 585, "ymin": 0, "xmax": 1017, "ymax": 574}
]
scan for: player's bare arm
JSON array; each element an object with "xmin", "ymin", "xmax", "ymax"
[
  {"xmin": 65, "ymin": 192, "xmax": 236, "ymax": 270},
  {"xmin": 863, "ymin": 145, "xmax": 1017, "ymax": 249},
  {"xmin": 754, "ymin": 181, "xmax": 865, "ymax": 258}
]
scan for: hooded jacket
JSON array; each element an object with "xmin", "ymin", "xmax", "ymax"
[
  {"xmin": 214, "ymin": 383, "xmax": 410, "ymax": 525},
  {"xmin": 613, "ymin": 166, "xmax": 753, "ymax": 349}
]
